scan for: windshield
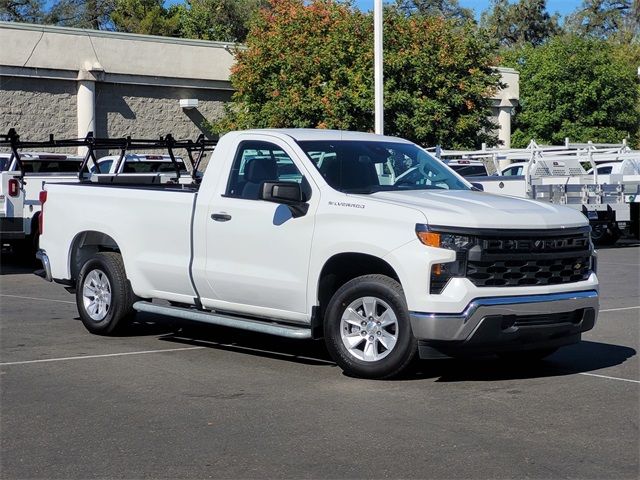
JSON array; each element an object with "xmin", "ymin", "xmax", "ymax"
[{"xmin": 298, "ymin": 140, "xmax": 469, "ymax": 193}]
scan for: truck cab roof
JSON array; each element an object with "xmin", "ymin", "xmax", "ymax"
[{"xmin": 237, "ymin": 128, "xmax": 414, "ymax": 144}]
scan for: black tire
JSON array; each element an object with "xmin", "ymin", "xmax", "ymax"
[
  {"xmin": 497, "ymin": 348, "xmax": 558, "ymax": 363},
  {"xmin": 324, "ymin": 274, "xmax": 418, "ymax": 379},
  {"xmin": 591, "ymin": 224, "xmax": 620, "ymax": 246},
  {"xmin": 76, "ymin": 252, "xmax": 135, "ymax": 335}
]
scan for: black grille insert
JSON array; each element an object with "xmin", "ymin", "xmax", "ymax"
[
  {"xmin": 468, "ymin": 256, "xmax": 591, "ymax": 287},
  {"xmin": 465, "ymin": 229, "xmax": 592, "ymax": 288}
]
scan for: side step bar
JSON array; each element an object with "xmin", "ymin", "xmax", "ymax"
[{"xmin": 133, "ymin": 301, "xmax": 312, "ymax": 339}]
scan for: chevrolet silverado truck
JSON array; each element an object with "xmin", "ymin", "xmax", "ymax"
[{"xmin": 36, "ymin": 129, "xmax": 599, "ymax": 379}]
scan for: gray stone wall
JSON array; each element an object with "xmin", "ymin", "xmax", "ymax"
[
  {"xmin": 0, "ymin": 76, "xmax": 77, "ymax": 146},
  {"xmin": 96, "ymin": 83, "xmax": 231, "ymax": 141}
]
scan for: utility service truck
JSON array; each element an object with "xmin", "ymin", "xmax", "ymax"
[
  {"xmin": 440, "ymin": 141, "xmax": 640, "ymax": 245},
  {"xmin": 36, "ymin": 129, "xmax": 599, "ymax": 379}
]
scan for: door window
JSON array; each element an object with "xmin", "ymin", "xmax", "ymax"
[
  {"xmin": 226, "ymin": 141, "xmax": 307, "ymax": 200},
  {"xmin": 502, "ymin": 165, "xmax": 522, "ymax": 176}
]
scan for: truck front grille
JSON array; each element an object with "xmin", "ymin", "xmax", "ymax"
[
  {"xmin": 464, "ymin": 227, "xmax": 593, "ymax": 288},
  {"xmin": 467, "ymin": 256, "xmax": 591, "ymax": 287}
]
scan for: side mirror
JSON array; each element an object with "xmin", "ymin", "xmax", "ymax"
[
  {"xmin": 470, "ymin": 182, "xmax": 484, "ymax": 192},
  {"xmin": 260, "ymin": 181, "xmax": 303, "ymax": 204},
  {"xmin": 260, "ymin": 181, "xmax": 309, "ymax": 217}
]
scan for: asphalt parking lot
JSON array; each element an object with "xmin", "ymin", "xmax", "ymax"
[{"xmin": 1, "ymin": 243, "xmax": 638, "ymax": 479}]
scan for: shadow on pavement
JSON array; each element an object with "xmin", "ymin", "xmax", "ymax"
[
  {"xmin": 155, "ymin": 318, "xmax": 635, "ymax": 381},
  {"xmin": 159, "ymin": 321, "xmax": 335, "ymax": 367},
  {"xmin": 0, "ymin": 247, "xmax": 37, "ymax": 275},
  {"xmin": 408, "ymin": 340, "xmax": 636, "ymax": 382}
]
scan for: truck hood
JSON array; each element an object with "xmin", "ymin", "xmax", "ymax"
[{"xmin": 364, "ymin": 190, "xmax": 588, "ymax": 229}]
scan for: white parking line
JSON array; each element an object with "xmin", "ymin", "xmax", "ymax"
[
  {"xmin": 0, "ymin": 294, "xmax": 75, "ymax": 304},
  {"xmin": 0, "ymin": 346, "xmax": 206, "ymax": 366},
  {"xmin": 579, "ymin": 372, "xmax": 640, "ymax": 384},
  {"xmin": 600, "ymin": 305, "xmax": 640, "ymax": 313}
]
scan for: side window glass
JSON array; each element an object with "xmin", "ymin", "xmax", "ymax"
[
  {"xmin": 97, "ymin": 159, "xmax": 113, "ymax": 173},
  {"xmin": 226, "ymin": 141, "xmax": 306, "ymax": 200}
]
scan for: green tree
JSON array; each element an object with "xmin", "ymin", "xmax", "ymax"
[
  {"xmin": 0, "ymin": 0, "xmax": 44, "ymax": 22},
  {"xmin": 216, "ymin": 0, "xmax": 501, "ymax": 149},
  {"xmin": 504, "ymin": 35, "xmax": 640, "ymax": 147},
  {"xmin": 111, "ymin": 0, "xmax": 180, "ymax": 36},
  {"xmin": 177, "ymin": 0, "xmax": 266, "ymax": 43},
  {"xmin": 480, "ymin": 0, "xmax": 560, "ymax": 48},
  {"xmin": 566, "ymin": 0, "xmax": 639, "ymax": 42},
  {"xmin": 46, "ymin": 0, "xmax": 115, "ymax": 29},
  {"xmin": 393, "ymin": 0, "xmax": 473, "ymax": 23}
]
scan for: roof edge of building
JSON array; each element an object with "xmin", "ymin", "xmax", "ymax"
[{"xmin": 0, "ymin": 20, "xmax": 240, "ymax": 50}]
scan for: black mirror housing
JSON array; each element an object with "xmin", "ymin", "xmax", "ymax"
[
  {"xmin": 260, "ymin": 181, "xmax": 303, "ymax": 204},
  {"xmin": 470, "ymin": 182, "xmax": 484, "ymax": 192},
  {"xmin": 260, "ymin": 181, "xmax": 308, "ymax": 218}
]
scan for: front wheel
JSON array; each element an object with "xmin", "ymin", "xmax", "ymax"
[
  {"xmin": 76, "ymin": 252, "xmax": 135, "ymax": 335},
  {"xmin": 324, "ymin": 274, "xmax": 417, "ymax": 379}
]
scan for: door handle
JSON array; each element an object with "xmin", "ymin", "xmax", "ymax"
[{"xmin": 211, "ymin": 213, "xmax": 232, "ymax": 222}]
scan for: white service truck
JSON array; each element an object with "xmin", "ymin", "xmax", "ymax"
[
  {"xmin": 441, "ymin": 142, "xmax": 640, "ymax": 245},
  {"xmin": 36, "ymin": 129, "xmax": 599, "ymax": 378}
]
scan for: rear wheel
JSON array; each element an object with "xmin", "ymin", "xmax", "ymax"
[
  {"xmin": 76, "ymin": 252, "xmax": 135, "ymax": 335},
  {"xmin": 324, "ymin": 274, "xmax": 417, "ymax": 379}
]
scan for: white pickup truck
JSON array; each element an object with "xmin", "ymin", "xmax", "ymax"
[
  {"xmin": 0, "ymin": 152, "xmax": 83, "ymax": 254},
  {"xmin": 36, "ymin": 129, "xmax": 599, "ymax": 378}
]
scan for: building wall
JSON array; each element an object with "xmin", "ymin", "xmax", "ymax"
[
  {"xmin": 0, "ymin": 77, "xmax": 77, "ymax": 140},
  {"xmin": 0, "ymin": 22, "xmax": 235, "ymax": 154},
  {"xmin": 95, "ymin": 84, "xmax": 231, "ymax": 139}
]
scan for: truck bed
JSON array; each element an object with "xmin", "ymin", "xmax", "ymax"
[{"xmin": 42, "ymin": 181, "xmax": 198, "ymax": 303}]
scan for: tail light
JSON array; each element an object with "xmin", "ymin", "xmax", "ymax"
[
  {"xmin": 39, "ymin": 190, "xmax": 47, "ymax": 235},
  {"xmin": 8, "ymin": 178, "xmax": 19, "ymax": 197}
]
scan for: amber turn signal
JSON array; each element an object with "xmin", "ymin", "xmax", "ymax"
[{"xmin": 416, "ymin": 231, "xmax": 440, "ymax": 248}]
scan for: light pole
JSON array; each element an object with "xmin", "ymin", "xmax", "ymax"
[{"xmin": 374, "ymin": 0, "xmax": 383, "ymax": 135}]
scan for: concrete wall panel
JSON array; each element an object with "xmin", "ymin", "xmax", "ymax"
[
  {"xmin": 0, "ymin": 77, "xmax": 77, "ymax": 141},
  {"xmin": 95, "ymin": 83, "xmax": 231, "ymax": 140}
]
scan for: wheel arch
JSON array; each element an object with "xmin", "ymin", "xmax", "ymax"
[
  {"xmin": 314, "ymin": 252, "xmax": 401, "ymax": 329},
  {"xmin": 68, "ymin": 230, "xmax": 122, "ymax": 282}
]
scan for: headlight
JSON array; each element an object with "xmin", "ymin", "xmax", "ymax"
[
  {"xmin": 415, "ymin": 225, "xmax": 475, "ymax": 294},
  {"xmin": 415, "ymin": 225, "xmax": 473, "ymax": 251}
]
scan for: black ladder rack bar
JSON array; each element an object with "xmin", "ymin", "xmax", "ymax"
[{"xmin": 2, "ymin": 129, "xmax": 218, "ymax": 181}]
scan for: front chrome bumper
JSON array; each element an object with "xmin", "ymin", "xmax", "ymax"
[{"xmin": 410, "ymin": 290, "xmax": 598, "ymax": 354}]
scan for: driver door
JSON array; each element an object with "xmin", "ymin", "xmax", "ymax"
[{"xmin": 197, "ymin": 136, "xmax": 317, "ymax": 322}]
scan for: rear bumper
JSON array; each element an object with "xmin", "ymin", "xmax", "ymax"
[
  {"xmin": 411, "ymin": 290, "xmax": 598, "ymax": 357},
  {"xmin": 35, "ymin": 249, "xmax": 52, "ymax": 282}
]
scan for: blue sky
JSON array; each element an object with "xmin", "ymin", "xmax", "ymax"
[
  {"xmin": 160, "ymin": 0, "xmax": 584, "ymax": 19},
  {"xmin": 354, "ymin": 0, "xmax": 583, "ymax": 18}
]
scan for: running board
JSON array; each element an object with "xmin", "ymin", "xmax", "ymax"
[{"xmin": 133, "ymin": 301, "xmax": 312, "ymax": 339}]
